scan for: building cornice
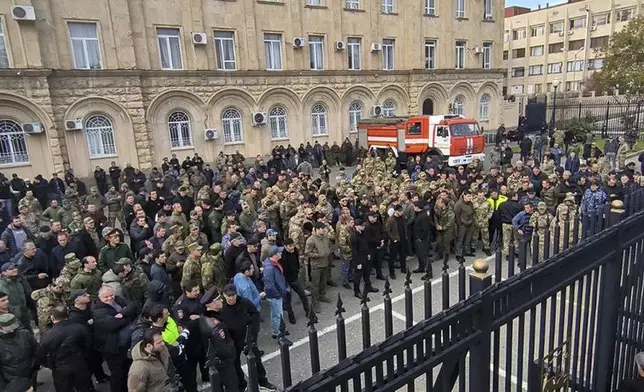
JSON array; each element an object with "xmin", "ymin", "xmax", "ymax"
[{"xmin": 0, "ymin": 69, "xmax": 53, "ymax": 78}]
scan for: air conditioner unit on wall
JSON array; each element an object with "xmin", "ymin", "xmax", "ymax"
[
  {"xmin": 370, "ymin": 105, "xmax": 383, "ymax": 117},
  {"xmin": 191, "ymin": 32, "xmax": 207, "ymax": 45},
  {"xmin": 474, "ymin": 46, "xmax": 483, "ymax": 54},
  {"xmin": 293, "ymin": 37, "xmax": 305, "ymax": 48},
  {"xmin": 568, "ymin": 30, "xmax": 574, "ymax": 35},
  {"xmin": 204, "ymin": 129, "xmax": 218, "ymax": 140},
  {"xmin": 11, "ymin": 5, "xmax": 36, "ymax": 21},
  {"xmin": 252, "ymin": 112, "xmax": 267, "ymax": 126},
  {"xmin": 65, "ymin": 119, "xmax": 83, "ymax": 131},
  {"xmin": 371, "ymin": 43, "xmax": 382, "ymax": 52},
  {"xmin": 22, "ymin": 123, "xmax": 42, "ymax": 134},
  {"xmin": 335, "ymin": 41, "xmax": 345, "ymax": 51},
  {"xmin": 558, "ymin": 31, "xmax": 565, "ymax": 37}
]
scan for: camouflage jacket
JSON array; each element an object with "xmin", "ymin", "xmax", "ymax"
[
  {"xmin": 70, "ymin": 269, "xmax": 103, "ymax": 299},
  {"xmin": 181, "ymin": 256, "xmax": 202, "ymax": 289},
  {"xmin": 122, "ymin": 267, "xmax": 150, "ymax": 307}
]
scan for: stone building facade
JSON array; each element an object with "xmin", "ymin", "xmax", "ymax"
[{"xmin": 0, "ymin": 0, "xmax": 505, "ymax": 178}]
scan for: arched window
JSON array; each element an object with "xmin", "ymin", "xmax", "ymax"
[
  {"xmin": 222, "ymin": 108, "xmax": 244, "ymax": 144},
  {"xmin": 348, "ymin": 101, "xmax": 363, "ymax": 134},
  {"xmin": 452, "ymin": 95, "xmax": 465, "ymax": 116},
  {"xmin": 479, "ymin": 94, "xmax": 491, "ymax": 121},
  {"xmin": 0, "ymin": 119, "xmax": 28, "ymax": 165},
  {"xmin": 311, "ymin": 104, "xmax": 328, "ymax": 136},
  {"xmin": 382, "ymin": 99, "xmax": 396, "ymax": 117},
  {"xmin": 269, "ymin": 106, "xmax": 288, "ymax": 140},
  {"xmin": 85, "ymin": 115, "xmax": 117, "ymax": 157},
  {"xmin": 168, "ymin": 111, "xmax": 193, "ymax": 148}
]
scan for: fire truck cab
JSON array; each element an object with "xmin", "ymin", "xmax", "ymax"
[{"xmin": 357, "ymin": 114, "xmax": 485, "ymax": 167}]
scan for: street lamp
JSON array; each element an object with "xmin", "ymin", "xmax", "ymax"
[{"xmin": 550, "ymin": 79, "xmax": 560, "ymax": 132}]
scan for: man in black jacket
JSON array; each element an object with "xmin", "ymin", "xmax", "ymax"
[
  {"xmin": 217, "ymin": 285, "xmax": 277, "ymax": 391},
  {"xmin": 411, "ymin": 202, "xmax": 434, "ymax": 279},
  {"xmin": 496, "ymin": 193, "xmax": 523, "ymax": 258},
  {"xmin": 364, "ymin": 211, "xmax": 386, "ymax": 280},
  {"xmin": 351, "ymin": 219, "xmax": 378, "ymax": 299},
  {"xmin": 281, "ymin": 238, "xmax": 310, "ymax": 324},
  {"xmin": 91, "ymin": 285, "xmax": 138, "ymax": 392},
  {"xmin": 68, "ymin": 289, "xmax": 109, "ymax": 384},
  {"xmin": 15, "ymin": 242, "xmax": 50, "ymax": 290},
  {"xmin": 37, "ymin": 306, "xmax": 93, "ymax": 392},
  {"xmin": 199, "ymin": 287, "xmax": 239, "ymax": 392},
  {"xmin": 0, "ymin": 313, "xmax": 37, "ymax": 391}
]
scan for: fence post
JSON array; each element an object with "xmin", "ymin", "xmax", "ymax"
[
  {"xmin": 469, "ymin": 258, "xmax": 493, "ymax": 392},
  {"xmin": 278, "ymin": 319, "xmax": 293, "ymax": 388},
  {"xmin": 245, "ymin": 325, "xmax": 260, "ymax": 392},
  {"xmin": 602, "ymin": 102, "xmax": 610, "ymax": 138},
  {"xmin": 593, "ymin": 216, "xmax": 625, "ymax": 390},
  {"xmin": 442, "ymin": 252, "xmax": 450, "ymax": 310},
  {"xmin": 608, "ymin": 200, "xmax": 626, "ymax": 227},
  {"xmin": 307, "ymin": 308, "xmax": 321, "ymax": 375},
  {"xmin": 578, "ymin": 102, "xmax": 582, "ymax": 118}
]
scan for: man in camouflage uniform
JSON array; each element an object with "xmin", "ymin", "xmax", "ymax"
[
  {"xmin": 385, "ymin": 152, "xmax": 397, "ymax": 174},
  {"xmin": 117, "ymin": 257, "xmax": 149, "ymax": 308},
  {"xmin": 280, "ymin": 192, "xmax": 299, "ymax": 237},
  {"xmin": 57, "ymin": 253, "xmax": 83, "ymax": 288},
  {"xmin": 472, "ymin": 189, "xmax": 493, "ymax": 256},
  {"xmin": 336, "ymin": 217, "xmax": 354, "ymax": 289},
  {"xmin": 239, "ymin": 201, "xmax": 258, "ymax": 238},
  {"xmin": 105, "ymin": 186, "xmax": 123, "ymax": 229},
  {"xmin": 57, "ymin": 199, "xmax": 76, "ymax": 229},
  {"xmin": 18, "ymin": 190, "xmax": 42, "ymax": 215},
  {"xmin": 529, "ymin": 202, "xmax": 553, "ymax": 261},
  {"xmin": 616, "ymin": 137, "xmax": 630, "ymax": 170},
  {"xmin": 18, "ymin": 204, "xmax": 41, "ymax": 235},
  {"xmin": 181, "ymin": 242, "xmax": 203, "ymax": 289},
  {"xmin": 85, "ymin": 186, "xmax": 106, "ymax": 210},
  {"xmin": 70, "ymin": 255, "xmax": 102, "ymax": 300},
  {"xmin": 201, "ymin": 242, "xmax": 227, "ymax": 290},
  {"xmin": 31, "ymin": 277, "xmax": 67, "ymax": 331},
  {"xmin": 167, "ymin": 240, "xmax": 187, "ymax": 298},
  {"xmin": 162, "ymin": 224, "xmax": 184, "ymax": 254},
  {"xmin": 553, "ymin": 128, "xmax": 565, "ymax": 148},
  {"xmin": 434, "ymin": 197, "xmax": 455, "ymax": 257},
  {"xmin": 184, "ymin": 224, "xmax": 208, "ymax": 249},
  {"xmin": 541, "ymin": 178, "xmax": 557, "ymax": 215},
  {"xmin": 68, "ymin": 211, "xmax": 84, "ymax": 236}
]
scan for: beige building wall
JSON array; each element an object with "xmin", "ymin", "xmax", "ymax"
[
  {"xmin": 0, "ymin": 0, "xmax": 505, "ymax": 178},
  {"xmin": 504, "ymin": 0, "xmax": 642, "ymax": 96}
]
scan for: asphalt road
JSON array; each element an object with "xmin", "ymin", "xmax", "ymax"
[{"xmin": 35, "ymin": 145, "xmax": 630, "ymax": 392}]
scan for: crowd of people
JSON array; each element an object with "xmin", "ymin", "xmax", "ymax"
[{"xmin": 0, "ymin": 126, "xmax": 640, "ymax": 392}]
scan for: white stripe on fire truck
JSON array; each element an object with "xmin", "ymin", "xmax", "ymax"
[{"xmin": 367, "ymin": 136, "xmax": 397, "ymax": 142}]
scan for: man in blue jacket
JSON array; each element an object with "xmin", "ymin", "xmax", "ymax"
[{"xmin": 262, "ymin": 246, "xmax": 289, "ymax": 339}]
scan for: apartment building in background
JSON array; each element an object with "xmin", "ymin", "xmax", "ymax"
[
  {"xmin": 0, "ymin": 0, "xmax": 504, "ymax": 178},
  {"xmin": 503, "ymin": 0, "xmax": 641, "ymax": 96}
]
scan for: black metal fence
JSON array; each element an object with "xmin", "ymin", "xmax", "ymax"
[
  {"xmin": 230, "ymin": 187, "xmax": 644, "ymax": 392},
  {"xmin": 542, "ymin": 97, "xmax": 644, "ymax": 138}
]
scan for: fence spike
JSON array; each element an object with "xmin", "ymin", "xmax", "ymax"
[
  {"xmin": 360, "ymin": 291, "xmax": 371, "ymax": 307},
  {"xmin": 335, "ymin": 293, "xmax": 345, "ymax": 317},
  {"xmin": 383, "ymin": 276, "xmax": 392, "ymax": 298},
  {"xmin": 405, "ymin": 269, "xmax": 412, "ymax": 287}
]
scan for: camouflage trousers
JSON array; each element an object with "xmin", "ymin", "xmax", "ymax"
[
  {"xmin": 532, "ymin": 230, "xmax": 547, "ymax": 261},
  {"xmin": 502, "ymin": 223, "xmax": 520, "ymax": 256},
  {"xmin": 471, "ymin": 221, "xmax": 491, "ymax": 251},
  {"xmin": 107, "ymin": 211, "xmax": 124, "ymax": 230},
  {"xmin": 436, "ymin": 229, "xmax": 454, "ymax": 256}
]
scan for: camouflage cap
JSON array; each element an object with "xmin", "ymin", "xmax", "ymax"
[
  {"xmin": 64, "ymin": 253, "xmax": 78, "ymax": 262},
  {"xmin": 174, "ymin": 240, "xmax": 185, "ymax": 248},
  {"xmin": 187, "ymin": 242, "xmax": 203, "ymax": 253},
  {"xmin": 537, "ymin": 201, "xmax": 547, "ymax": 209},
  {"xmin": 116, "ymin": 257, "xmax": 132, "ymax": 266},
  {"xmin": 209, "ymin": 242, "xmax": 223, "ymax": 253},
  {"xmin": 189, "ymin": 224, "xmax": 199, "ymax": 231},
  {"xmin": 171, "ymin": 224, "xmax": 182, "ymax": 233},
  {"xmin": 564, "ymin": 194, "xmax": 576, "ymax": 203}
]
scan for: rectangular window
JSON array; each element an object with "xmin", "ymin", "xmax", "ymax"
[
  {"xmin": 347, "ymin": 37, "xmax": 361, "ymax": 70},
  {"xmin": 513, "ymin": 28, "xmax": 526, "ymax": 40},
  {"xmin": 69, "ymin": 22, "xmax": 103, "ymax": 70},
  {"xmin": 587, "ymin": 58, "xmax": 604, "ymax": 70},
  {"xmin": 568, "ymin": 39, "xmax": 584, "ymax": 51},
  {"xmin": 425, "ymin": 40, "xmax": 436, "ymax": 70},
  {"xmin": 547, "ymin": 62, "xmax": 562, "ymax": 74},
  {"xmin": 382, "ymin": 39, "xmax": 394, "ymax": 70},
  {"xmin": 345, "ymin": 0, "xmax": 360, "ymax": 9},
  {"xmin": 455, "ymin": 41, "xmax": 466, "ymax": 69},
  {"xmin": 455, "ymin": 0, "xmax": 465, "ymax": 18},
  {"xmin": 308, "ymin": 35, "xmax": 324, "ymax": 70},
  {"xmin": 569, "ymin": 18, "xmax": 585, "ymax": 30},
  {"xmin": 550, "ymin": 21, "xmax": 564, "ymax": 34},
  {"xmin": 306, "ymin": 0, "xmax": 321, "ymax": 4},
  {"xmin": 531, "ymin": 25, "xmax": 545, "ymax": 37},
  {"xmin": 382, "ymin": 0, "xmax": 394, "ymax": 14},
  {"xmin": 590, "ymin": 36, "xmax": 609, "ymax": 49},
  {"xmin": 534, "ymin": 84, "xmax": 543, "ymax": 94},
  {"xmin": 264, "ymin": 33, "xmax": 282, "ymax": 70},
  {"xmin": 157, "ymin": 28, "xmax": 182, "ymax": 70},
  {"xmin": 482, "ymin": 42, "xmax": 492, "ymax": 69},
  {"xmin": 528, "ymin": 65, "xmax": 543, "ymax": 76},
  {"xmin": 503, "ymin": 50, "xmax": 508, "ymax": 60},
  {"xmin": 425, "ymin": 0, "xmax": 435, "ymax": 15},
  {"xmin": 512, "ymin": 48, "xmax": 525, "ymax": 59},
  {"xmin": 566, "ymin": 81, "xmax": 580, "ymax": 91},
  {"xmin": 0, "ymin": 19, "xmax": 9, "ymax": 68},
  {"xmin": 483, "ymin": 0, "xmax": 492, "ymax": 19},
  {"xmin": 511, "ymin": 85, "xmax": 524, "ymax": 94},
  {"xmin": 511, "ymin": 67, "xmax": 525, "ymax": 77},
  {"xmin": 592, "ymin": 12, "xmax": 610, "ymax": 26},
  {"xmin": 548, "ymin": 43, "xmax": 564, "ymax": 53},
  {"xmin": 214, "ymin": 31, "xmax": 236, "ymax": 70},
  {"xmin": 567, "ymin": 60, "xmax": 584, "ymax": 72},
  {"xmin": 530, "ymin": 45, "xmax": 544, "ymax": 57},
  {"xmin": 616, "ymin": 8, "xmax": 635, "ymax": 22}
]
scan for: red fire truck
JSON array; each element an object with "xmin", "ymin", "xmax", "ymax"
[{"xmin": 357, "ymin": 114, "xmax": 485, "ymax": 166}]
